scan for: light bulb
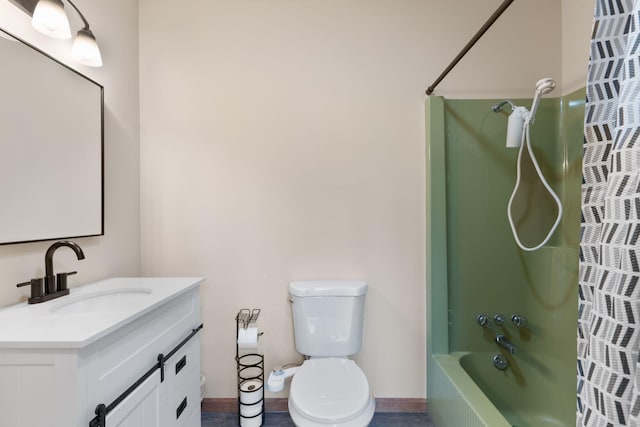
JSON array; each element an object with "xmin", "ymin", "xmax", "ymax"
[
  {"xmin": 32, "ymin": 0, "xmax": 71, "ymax": 40},
  {"xmin": 71, "ymin": 28, "xmax": 103, "ymax": 67}
]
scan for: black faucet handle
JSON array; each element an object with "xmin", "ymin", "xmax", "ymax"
[
  {"xmin": 17, "ymin": 278, "xmax": 45, "ymax": 300},
  {"xmin": 56, "ymin": 271, "xmax": 77, "ymax": 292}
]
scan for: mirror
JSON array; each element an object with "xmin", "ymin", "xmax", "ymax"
[{"xmin": 0, "ymin": 27, "xmax": 103, "ymax": 245}]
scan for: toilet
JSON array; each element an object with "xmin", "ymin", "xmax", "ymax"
[{"xmin": 287, "ymin": 280, "xmax": 375, "ymax": 427}]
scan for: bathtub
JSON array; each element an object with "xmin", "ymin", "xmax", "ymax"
[{"xmin": 429, "ymin": 352, "xmax": 573, "ymax": 427}]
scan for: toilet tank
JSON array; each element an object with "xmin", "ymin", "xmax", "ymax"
[{"xmin": 289, "ymin": 280, "xmax": 367, "ymax": 357}]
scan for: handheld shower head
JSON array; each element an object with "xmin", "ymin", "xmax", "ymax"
[
  {"xmin": 492, "ymin": 77, "xmax": 557, "ymax": 147},
  {"xmin": 506, "ymin": 76, "xmax": 563, "ymax": 251},
  {"xmin": 529, "ymin": 77, "xmax": 556, "ymax": 123},
  {"xmin": 535, "ymin": 78, "xmax": 556, "ymax": 95}
]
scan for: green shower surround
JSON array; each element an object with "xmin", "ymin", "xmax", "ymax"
[{"xmin": 426, "ymin": 89, "xmax": 584, "ymax": 426}]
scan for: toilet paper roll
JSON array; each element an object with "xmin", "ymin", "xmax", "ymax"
[
  {"xmin": 240, "ymin": 379, "xmax": 264, "ymax": 405},
  {"xmin": 240, "ymin": 402, "xmax": 262, "ymax": 417},
  {"xmin": 237, "ymin": 327, "xmax": 259, "ymax": 347},
  {"xmin": 240, "ymin": 412, "xmax": 262, "ymax": 427},
  {"xmin": 240, "ymin": 381, "xmax": 263, "ymax": 427}
]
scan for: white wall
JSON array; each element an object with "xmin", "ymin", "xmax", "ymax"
[
  {"xmin": 0, "ymin": 0, "xmax": 140, "ymax": 306},
  {"xmin": 561, "ymin": 0, "xmax": 595, "ymax": 93},
  {"xmin": 139, "ymin": 0, "xmax": 565, "ymax": 399}
]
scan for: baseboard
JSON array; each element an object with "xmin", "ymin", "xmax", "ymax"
[
  {"xmin": 374, "ymin": 398, "xmax": 427, "ymax": 412},
  {"xmin": 201, "ymin": 397, "xmax": 427, "ymax": 413},
  {"xmin": 200, "ymin": 398, "xmax": 233, "ymax": 413}
]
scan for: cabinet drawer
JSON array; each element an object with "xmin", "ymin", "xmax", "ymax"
[
  {"xmin": 165, "ymin": 370, "xmax": 201, "ymax": 427},
  {"xmin": 164, "ymin": 334, "xmax": 200, "ymax": 401}
]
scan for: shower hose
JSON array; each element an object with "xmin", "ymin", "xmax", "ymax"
[{"xmin": 507, "ymin": 116, "xmax": 563, "ymax": 251}]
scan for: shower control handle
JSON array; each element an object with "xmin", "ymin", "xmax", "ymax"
[
  {"xmin": 476, "ymin": 314, "xmax": 489, "ymax": 327},
  {"xmin": 493, "ymin": 314, "xmax": 506, "ymax": 326},
  {"xmin": 511, "ymin": 314, "xmax": 528, "ymax": 328}
]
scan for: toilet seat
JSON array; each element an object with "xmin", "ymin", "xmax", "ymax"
[{"xmin": 289, "ymin": 358, "xmax": 374, "ymax": 425}]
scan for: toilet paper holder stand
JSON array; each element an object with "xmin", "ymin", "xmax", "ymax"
[
  {"xmin": 236, "ymin": 308, "xmax": 264, "ymax": 427},
  {"xmin": 237, "ymin": 308, "xmax": 261, "ymax": 331}
]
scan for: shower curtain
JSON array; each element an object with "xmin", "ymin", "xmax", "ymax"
[{"xmin": 578, "ymin": 0, "xmax": 640, "ymax": 426}]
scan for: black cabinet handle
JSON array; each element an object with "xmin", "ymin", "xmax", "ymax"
[
  {"xmin": 175, "ymin": 355, "xmax": 187, "ymax": 375},
  {"xmin": 176, "ymin": 397, "xmax": 187, "ymax": 419}
]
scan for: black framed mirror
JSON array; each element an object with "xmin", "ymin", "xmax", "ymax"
[{"xmin": 0, "ymin": 27, "xmax": 103, "ymax": 245}]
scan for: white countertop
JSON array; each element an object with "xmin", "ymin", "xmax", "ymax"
[{"xmin": 0, "ymin": 277, "xmax": 204, "ymax": 349}]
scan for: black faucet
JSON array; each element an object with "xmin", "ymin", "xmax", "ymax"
[
  {"xmin": 44, "ymin": 240, "xmax": 85, "ymax": 294},
  {"xmin": 17, "ymin": 240, "xmax": 85, "ymax": 304}
]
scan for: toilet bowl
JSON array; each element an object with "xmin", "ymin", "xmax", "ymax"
[{"xmin": 288, "ymin": 358, "xmax": 375, "ymax": 427}]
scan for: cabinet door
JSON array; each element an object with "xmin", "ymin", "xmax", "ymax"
[
  {"xmin": 105, "ymin": 370, "xmax": 162, "ymax": 427},
  {"xmin": 179, "ymin": 404, "xmax": 201, "ymax": 427}
]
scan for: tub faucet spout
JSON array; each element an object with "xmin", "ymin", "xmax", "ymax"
[{"xmin": 495, "ymin": 334, "xmax": 518, "ymax": 354}]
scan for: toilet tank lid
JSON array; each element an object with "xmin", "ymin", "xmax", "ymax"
[{"xmin": 289, "ymin": 280, "xmax": 368, "ymax": 297}]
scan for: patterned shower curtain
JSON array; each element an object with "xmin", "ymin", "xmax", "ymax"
[{"xmin": 578, "ymin": 0, "xmax": 640, "ymax": 426}]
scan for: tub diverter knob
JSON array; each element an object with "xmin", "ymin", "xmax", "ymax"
[{"xmin": 493, "ymin": 354, "xmax": 509, "ymax": 370}]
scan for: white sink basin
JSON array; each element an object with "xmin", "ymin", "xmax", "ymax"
[
  {"xmin": 49, "ymin": 288, "xmax": 153, "ymax": 315},
  {"xmin": 0, "ymin": 277, "xmax": 204, "ymax": 348}
]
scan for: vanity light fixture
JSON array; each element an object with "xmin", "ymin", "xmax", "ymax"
[{"xmin": 31, "ymin": 0, "xmax": 102, "ymax": 67}]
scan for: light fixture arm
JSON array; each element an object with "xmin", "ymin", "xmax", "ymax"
[{"xmin": 64, "ymin": 0, "xmax": 90, "ymax": 30}]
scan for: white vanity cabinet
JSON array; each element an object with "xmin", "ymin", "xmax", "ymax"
[{"xmin": 0, "ymin": 277, "xmax": 204, "ymax": 427}]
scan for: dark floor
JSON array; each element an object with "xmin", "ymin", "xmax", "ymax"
[{"xmin": 201, "ymin": 411, "xmax": 435, "ymax": 426}]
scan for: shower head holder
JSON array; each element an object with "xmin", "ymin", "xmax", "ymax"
[
  {"xmin": 506, "ymin": 106, "xmax": 528, "ymax": 148},
  {"xmin": 491, "ymin": 99, "xmax": 517, "ymax": 113}
]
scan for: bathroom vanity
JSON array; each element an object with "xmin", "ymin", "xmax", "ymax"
[{"xmin": 0, "ymin": 277, "xmax": 203, "ymax": 427}]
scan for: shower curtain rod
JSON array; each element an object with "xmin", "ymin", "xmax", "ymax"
[{"xmin": 425, "ymin": 0, "xmax": 514, "ymax": 95}]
